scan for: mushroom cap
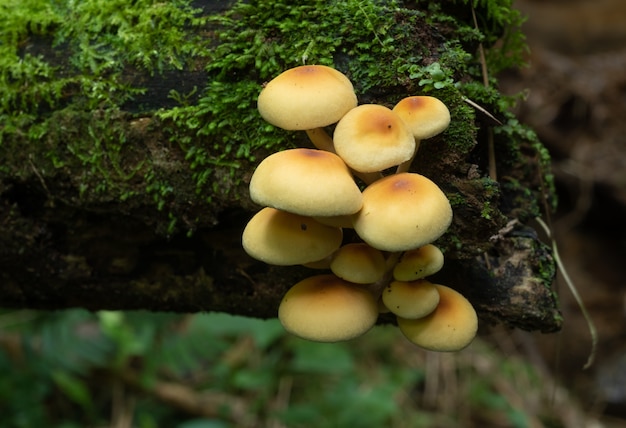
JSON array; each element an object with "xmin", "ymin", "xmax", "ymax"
[
  {"xmin": 382, "ymin": 279, "xmax": 440, "ymax": 319},
  {"xmin": 397, "ymin": 284, "xmax": 478, "ymax": 352},
  {"xmin": 333, "ymin": 104, "xmax": 415, "ymax": 172},
  {"xmin": 392, "ymin": 96, "xmax": 451, "ymax": 140},
  {"xmin": 278, "ymin": 274, "xmax": 379, "ymax": 342},
  {"xmin": 330, "ymin": 243, "xmax": 386, "ymax": 284},
  {"xmin": 352, "ymin": 173, "xmax": 452, "ymax": 251},
  {"xmin": 393, "ymin": 244, "xmax": 445, "ymax": 281},
  {"xmin": 242, "ymin": 207, "xmax": 342, "ymax": 266},
  {"xmin": 257, "ymin": 65, "xmax": 357, "ymax": 130},
  {"xmin": 249, "ymin": 148, "xmax": 363, "ymax": 216}
]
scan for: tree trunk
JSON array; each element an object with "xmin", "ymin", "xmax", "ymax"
[{"xmin": 0, "ymin": 0, "xmax": 562, "ymax": 332}]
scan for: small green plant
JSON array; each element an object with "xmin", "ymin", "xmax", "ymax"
[{"xmin": 417, "ymin": 62, "xmax": 457, "ymax": 91}]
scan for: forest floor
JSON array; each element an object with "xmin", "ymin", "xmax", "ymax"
[{"xmin": 498, "ymin": 0, "xmax": 626, "ymax": 424}]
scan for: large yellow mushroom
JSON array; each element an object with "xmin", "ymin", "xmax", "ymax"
[
  {"xmin": 249, "ymin": 148, "xmax": 363, "ymax": 216},
  {"xmin": 278, "ymin": 274, "xmax": 379, "ymax": 342},
  {"xmin": 257, "ymin": 65, "xmax": 357, "ymax": 152},
  {"xmin": 242, "ymin": 207, "xmax": 342, "ymax": 266},
  {"xmin": 333, "ymin": 104, "xmax": 415, "ymax": 173},
  {"xmin": 352, "ymin": 173, "xmax": 452, "ymax": 251}
]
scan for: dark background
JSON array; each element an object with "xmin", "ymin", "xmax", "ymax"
[{"xmin": 501, "ymin": 0, "xmax": 626, "ymax": 421}]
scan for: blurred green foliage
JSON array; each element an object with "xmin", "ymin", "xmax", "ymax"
[{"xmin": 0, "ymin": 309, "xmax": 570, "ymax": 427}]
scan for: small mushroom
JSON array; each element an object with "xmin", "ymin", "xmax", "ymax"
[
  {"xmin": 242, "ymin": 207, "xmax": 342, "ymax": 266},
  {"xmin": 333, "ymin": 104, "xmax": 415, "ymax": 173},
  {"xmin": 397, "ymin": 284, "xmax": 478, "ymax": 352},
  {"xmin": 257, "ymin": 65, "xmax": 357, "ymax": 152},
  {"xmin": 352, "ymin": 173, "xmax": 452, "ymax": 251},
  {"xmin": 249, "ymin": 148, "xmax": 363, "ymax": 216},
  {"xmin": 382, "ymin": 279, "xmax": 440, "ymax": 319},
  {"xmin": 278, "ymin": 274, "xmax": 379, "ymax": 342},
  {"xmin": 392, "ymin": 96, "xmax": 451, "ymax": 173},
  {"xmin": 393, "ymin": 96, "xmax": 451, "ymax": 140},
  {"xmin": 393, "ymin": 244, "xmax": 445, "ymax": 281},
  {"xmin": 330, "ymin": 243, "xmax": 386, "ymax": 284}
]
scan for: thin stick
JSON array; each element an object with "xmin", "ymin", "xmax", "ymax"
[
  {"xmin": 470, "ymin": 5, "xmax": 497, "ymax": 181},
  {"xmin": 535, "ymin": 216, "xmax": 597, "ymax": 369}
]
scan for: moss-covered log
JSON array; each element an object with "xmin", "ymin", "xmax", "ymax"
[{"xmin": 0, "ymin": 0, "xmax": 562, "ymax": 332}]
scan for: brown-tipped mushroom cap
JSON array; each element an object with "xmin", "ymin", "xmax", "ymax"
[
  {"xmin": 392, "ymin": 96, "xmax": 451, "ymax": 140},
  {"xmin": 393, "ymin": 244, "xmax": 445, "ymax": 281},
  {"xmin": 352, "ymin": 173, "xmax": 452, "ymax": 251},
  {"xmin": 397, "ymin": 284, "xmax": 478, "ymax": 352},
  {"xmin": 333, "ymin": 104, "xmax": 415, "ymax": 173},
  {"xmin": 278, "ymin": 274, "xmax": 379, "ymax": 342},
  {"xmin": 382, "ymin": 279, "xmax": 440, "ymax": 319},
  {"xmin": 330, "ymin": 243, "xmax": 386, "ymax": 284},
  {"xmin": 249, "ymin": 148, "xmax": 363, "ymax": 216},
  {"xmin": 242, "ymin": 208, "xmax": 342, "ymax": 266},
  {"xmin": 257, "ymin": 65, "xmax": 357, "ymax": 130}
]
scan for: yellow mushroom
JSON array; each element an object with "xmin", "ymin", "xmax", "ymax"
[
  {"xmin": 257, "ymin": 65, "xmax": 357, "ymax": 152},
  {"xmin": 242, "ymin": 207, "xmax": 342, "ymax": 266},
  {"xmin": 393, "ymin": 244, "xmax": 445, "ymax": 281},
  {"xmin": 392, "ymin": 96, "xmax": 451, "ymax": 173},
  {"xmin": 278, "ymin": 274, "xmax": 379, "ymax": 342},
  {"xmin": 333, "ymin": 104, "xmax": 415, "ymax": 173},
  {"xmin": 382, "ymin": 279, "xmax": 440, "ymax": 319},
  {"xmin": 397, "ymin": 284, "xmax": 478, "ymax": 352},
  {"xmin": 352, "ymin": 173, "xmax": 452, "ymax": 251},
  {"xmin": 330, "ymin": 243, "xmax": 386, "ymax": 284},
  {"xmin": 249, "ymin": 148, "xmax": 363, "ymax": 216}
]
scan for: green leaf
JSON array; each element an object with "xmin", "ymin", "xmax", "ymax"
[{"xmin": 50, "ymin": 370, "xmax": 94, "ymax": 410}]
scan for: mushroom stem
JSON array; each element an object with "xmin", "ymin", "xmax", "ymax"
[
  {"xmin": 367, "ymin": 251, "xmax": 403, "ymax": 299},
  {"xmin": 385, "ymin": 251, "xmax": 403, "ymax": 272},
  {"xmin": 367, "ymin": 272, "xmax": 393, "ymax": 300},
  {"xmin": 395, "ymin": 139, "xmax": 421, "ymax": 174},
  {"xmin": 305, "ymin": 128, "xmax": 336, "ymax": 153},
  {"xmin": 354, "ymin": 170, "xmax": 383, "ymax": 186}
]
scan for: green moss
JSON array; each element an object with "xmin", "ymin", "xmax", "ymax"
[
  {"xmin": 0, "ymin": 0, "xmax": 207, "ymax": 112},
  {"xmin": 1, "ymin": 0, "xmax": 549, "ymax": 235},
  {"xmin": 494, "ymin": 116, "xmax": 557, "ymax": 216},
  {"xmin": 0, "ymin": 0, "xmax": 211, "ymax": 218},
  {"xmin": 447, "ymin": 192, "xmax": 467, "ymax": 207}
]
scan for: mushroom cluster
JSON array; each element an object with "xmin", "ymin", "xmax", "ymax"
[{"xmin": 243, "ymin": 65, "xmax": 478, "ymax": 351}]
